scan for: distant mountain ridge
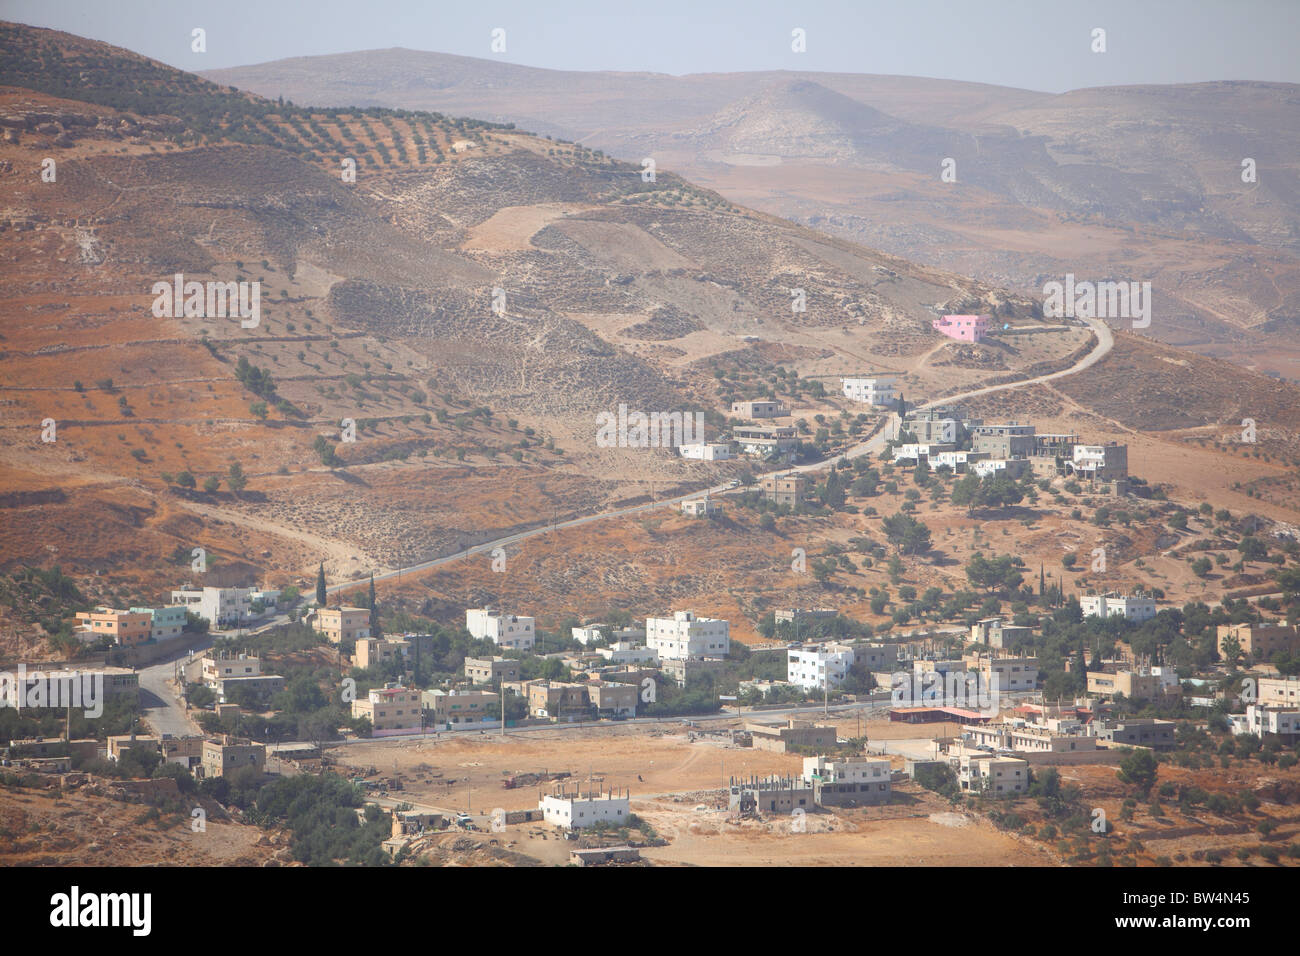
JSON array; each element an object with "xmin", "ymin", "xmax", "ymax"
[{"xmin": 203, "ymin": 47, "xmax": 1300, "ymax": 378}]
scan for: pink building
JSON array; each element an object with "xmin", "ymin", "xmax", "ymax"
[{"xmin": 932, "ymin": 314, "xmax": 991, "ymax": 343}]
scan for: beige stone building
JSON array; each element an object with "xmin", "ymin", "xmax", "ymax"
[
  {"xmin": 201, "ymin": 736, "xmax": 266, "ymax": 778},
  {"xmin": 746, "ymin": 719, "xmax": 837, "ymax": 753},
  {"xmin": 1218, "ymin": 623, "xmax": 1300, "ymax": 662},
  {"xmin": 758, "ymin": 473, "xmax": 808, "ymax": 506},
  {"xmin": 1259, "ymin": 677, "xmax": 1300, "ymax": 708},
  {"xmin": 352, "ymin": 684, "xmax": 423, "ymax": 735},
  {"xmin": 463, "ymin": 656, "xmax": 522, "ymax": 684},
  {"xmin": 316, "ymin": 605, "xmax": 371, "ymax": 644},
  {"xmin": 422, "ymin": 688, "xmax": 499, "ymax": 728},
  {"xmin": 1086, "ymin": 668, "xmax": 1181, "ymax": 702},
  {"xmin": 355, "ymin": 637, "xmax": 410, "ymax": 669}
]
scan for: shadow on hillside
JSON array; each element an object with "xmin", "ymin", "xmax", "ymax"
[{"xmin": 329, "ymin": 469, "xmax": 371, "ymax": 487}]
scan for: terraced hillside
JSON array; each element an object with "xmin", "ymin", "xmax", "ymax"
[
  {"xmin": 204, "ymin": 48, "xmax": 1300, "ymax": 379},
  {"xmin": 1, "ymin": 21, "xmax": 1298, "ymax": 657}
]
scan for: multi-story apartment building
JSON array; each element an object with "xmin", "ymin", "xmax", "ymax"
[
  {"xmin": 463, "ymin": 656, "xmax": 522, "ymax": 684},
  {"xmin": 1086, "ymin": 667, "xmax": 1181, "ymax": 702},
  {"xmin": 74, "ymin": 607, "xmax": 153, "ymax": 646},
  {"xmin": 1217, "ymin": 623, "xmax": 1300, "ymax": 661},
  {"xmin": 1070, "ymin": 443, "xmax": 1129, "ymax": 481},
  {"xmin": 466, "ymin": 608, "xmax": 535, "ymax": 651},
  {"xmin": 170, "ymin": 587, "xmax": 259, "ymax": 628},
  {"xmin": 971, "ymin": 423, "xmax": 1036, "ymax": 459},
  {"xmin": 201, "ymin": 652, "xmax": 261, "ymax": 685},
  {"xmin": 1096, "ymin": 718, "xmax": 1177, "ymax": 749},
  {"xmin": 316, "ymin": 605, "xmax": 372, "ymax": 644},
  {"xmin": 758, "ymin": 473, "xmax": 808, "ymax": 507},
  {"xmin": 962, "ymin": 722, "xmax": 1097, "ymax": 754},
  {"xmin": 422, "ymin": 688, "xmax": 499, "ymax": 728},
  {"xmin": 964, "ymin": 654, "xmax": 1040, "ymax": 692},
  {"xmin": 587, "ymin": 680, "xmax": 638, "ymax": 718},
  {"xmin": 1258, "ymin": 677, "xmax": 1300, "ymax": 708},
  {"xmin": 958, "ymin": 753, "xmax": 1028, "ymax": 795},
  {"xmin": 355, "ymin": 637, "xmax": 410, "ymax": 669},
  {"xmin": 645, "ymin": 611, "xmax": 730, "ymax": 660},
  {"xmin": 932, "ymin": 314, "xmax": 990, "ymax": 343},
  {"xmin": 352, "ymin": 684, "xmax": 423, "ymax": 736},
  {"xmin": 1234, "ymin": 705, "xmax": 1300, "ymax": 742},
  {"xmin": 1080, "ymin": 593, "xmax": 1157, "ymax": 623},
  {"xmin": 787, "ymin": 642, "xmax": 855, "ymax": 692},
  {"xmin": 802, "ymin": 756, "xmax": 892, "ymax": 806},
  {"xmin": 733, "ymin": 425, "xmax": 800, "ymax": 457},
  {"xmin": 526, "ymin": 681, "xmax": 592, "ymax": 721},
  {"xmin": 904, "ymin": 408, "xmax": 967, "ymax": 445},
  {"xmin": 970, "ymin": 618, "xmax": 1034, "ymax": 650},
  {"xmin": 133, "ymin": 605, "xmax": 187, "ymax": 642},
  {"xmin": 200, "ymin": 736, "xmax": 266, "ymax": 778},
  {"xmin": 840, "ymin": 376, "xmax": 897, "ymax": 406}
]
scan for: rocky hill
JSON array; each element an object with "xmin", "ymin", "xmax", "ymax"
[{"xmin": 203, "ymin": 48, "xmax": 1300, "ymax": 378}]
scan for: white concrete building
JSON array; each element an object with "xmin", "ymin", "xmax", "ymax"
[
  {"xmin": 969, "ymin": 458, "xmax": 1029, "ymax": 478},
  {"xmin": 645, "ymin": 611, "xmax": 730, "ymax": 660},
  {"xmin": 958, "ymin": 754, "xmax": 1029, "ymax": 795},
  {"xmin": 681, "ymin": 497, "xmax": 721, "ymax": 516},
  {"xmin": 467, "ymin": 608, "xmax": 535, "ymax": 650},
  {"xmin": 539, "ymin": 788, "xmax": 631, "ymax": 830},
  {"xmin": 841, "ymin": 376, "xmax": 897, "ymax": 407},
  {"xmin": 170, "ymin": 587, "xmax": 257, "ymax": 628},
  {"xmin": 678, "ymin": 442, "xmax": 731, "ymax": 461},
  {"xmin": 787, "ymin": 642, "xmax": 856, "ymax": 692},
  {"xmin": 1236, "ymin": 704, "xmax": 1300, "ymax": 740},
  {"xmin": 802, "ymin": 755, "xmax": 890, "ymax": 786},
  {"xmin": 596, "ymin": 642, "xmax": 659, "ymax": 665},
  {"xmin": 893, "ymin": 443, "xmax": 955, "ymax": 463},
  {"xmin": 571, "ymin": 624, "xmax": 609, "ymax": 646},
  {"xmin": 1080, "ymin": 593, "xmax": 1157, "ymax": 624},
  {"xmin": 931, "ymin": 450, "xmax": 982, "ymax": 472}
]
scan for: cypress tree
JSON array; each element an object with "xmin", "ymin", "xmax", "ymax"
[
  {"xmin": 315, "ymin": 562, "xmax": 326, "ymax": 606},
  {"xmin": 368, "ymin": 573, "xmax": 379, "ymax": 635}
]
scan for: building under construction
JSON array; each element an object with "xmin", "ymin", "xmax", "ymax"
[{"xmin": 727, "ymin": 774, "xmax": 813, "ymax": 815}]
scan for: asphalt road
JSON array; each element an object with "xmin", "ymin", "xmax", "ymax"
[{"xmin": 327, "ymin": 317, "xmax": 1113, "ymax": 595}]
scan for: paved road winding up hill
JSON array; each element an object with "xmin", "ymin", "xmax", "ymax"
[{"xmin": 327, "ymin": 317, "xmax": 1113, "ymax": 595}]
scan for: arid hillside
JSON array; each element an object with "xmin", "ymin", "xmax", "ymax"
[
  {"xmin": 204, "ymin": 50, "xmax": 1300, "ymax": 378},
  {"xmin": 0, "ymin": 22, "xmax": 1045, "ymax": 603},
  {"xmin": 1, "ymin": 21, "xmax": 1298, "ymax": 656}
]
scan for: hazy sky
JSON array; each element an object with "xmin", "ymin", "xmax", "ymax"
[{"xmin": 7, "ymin": 0, "xmax": 1299, "ymax": 92}]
